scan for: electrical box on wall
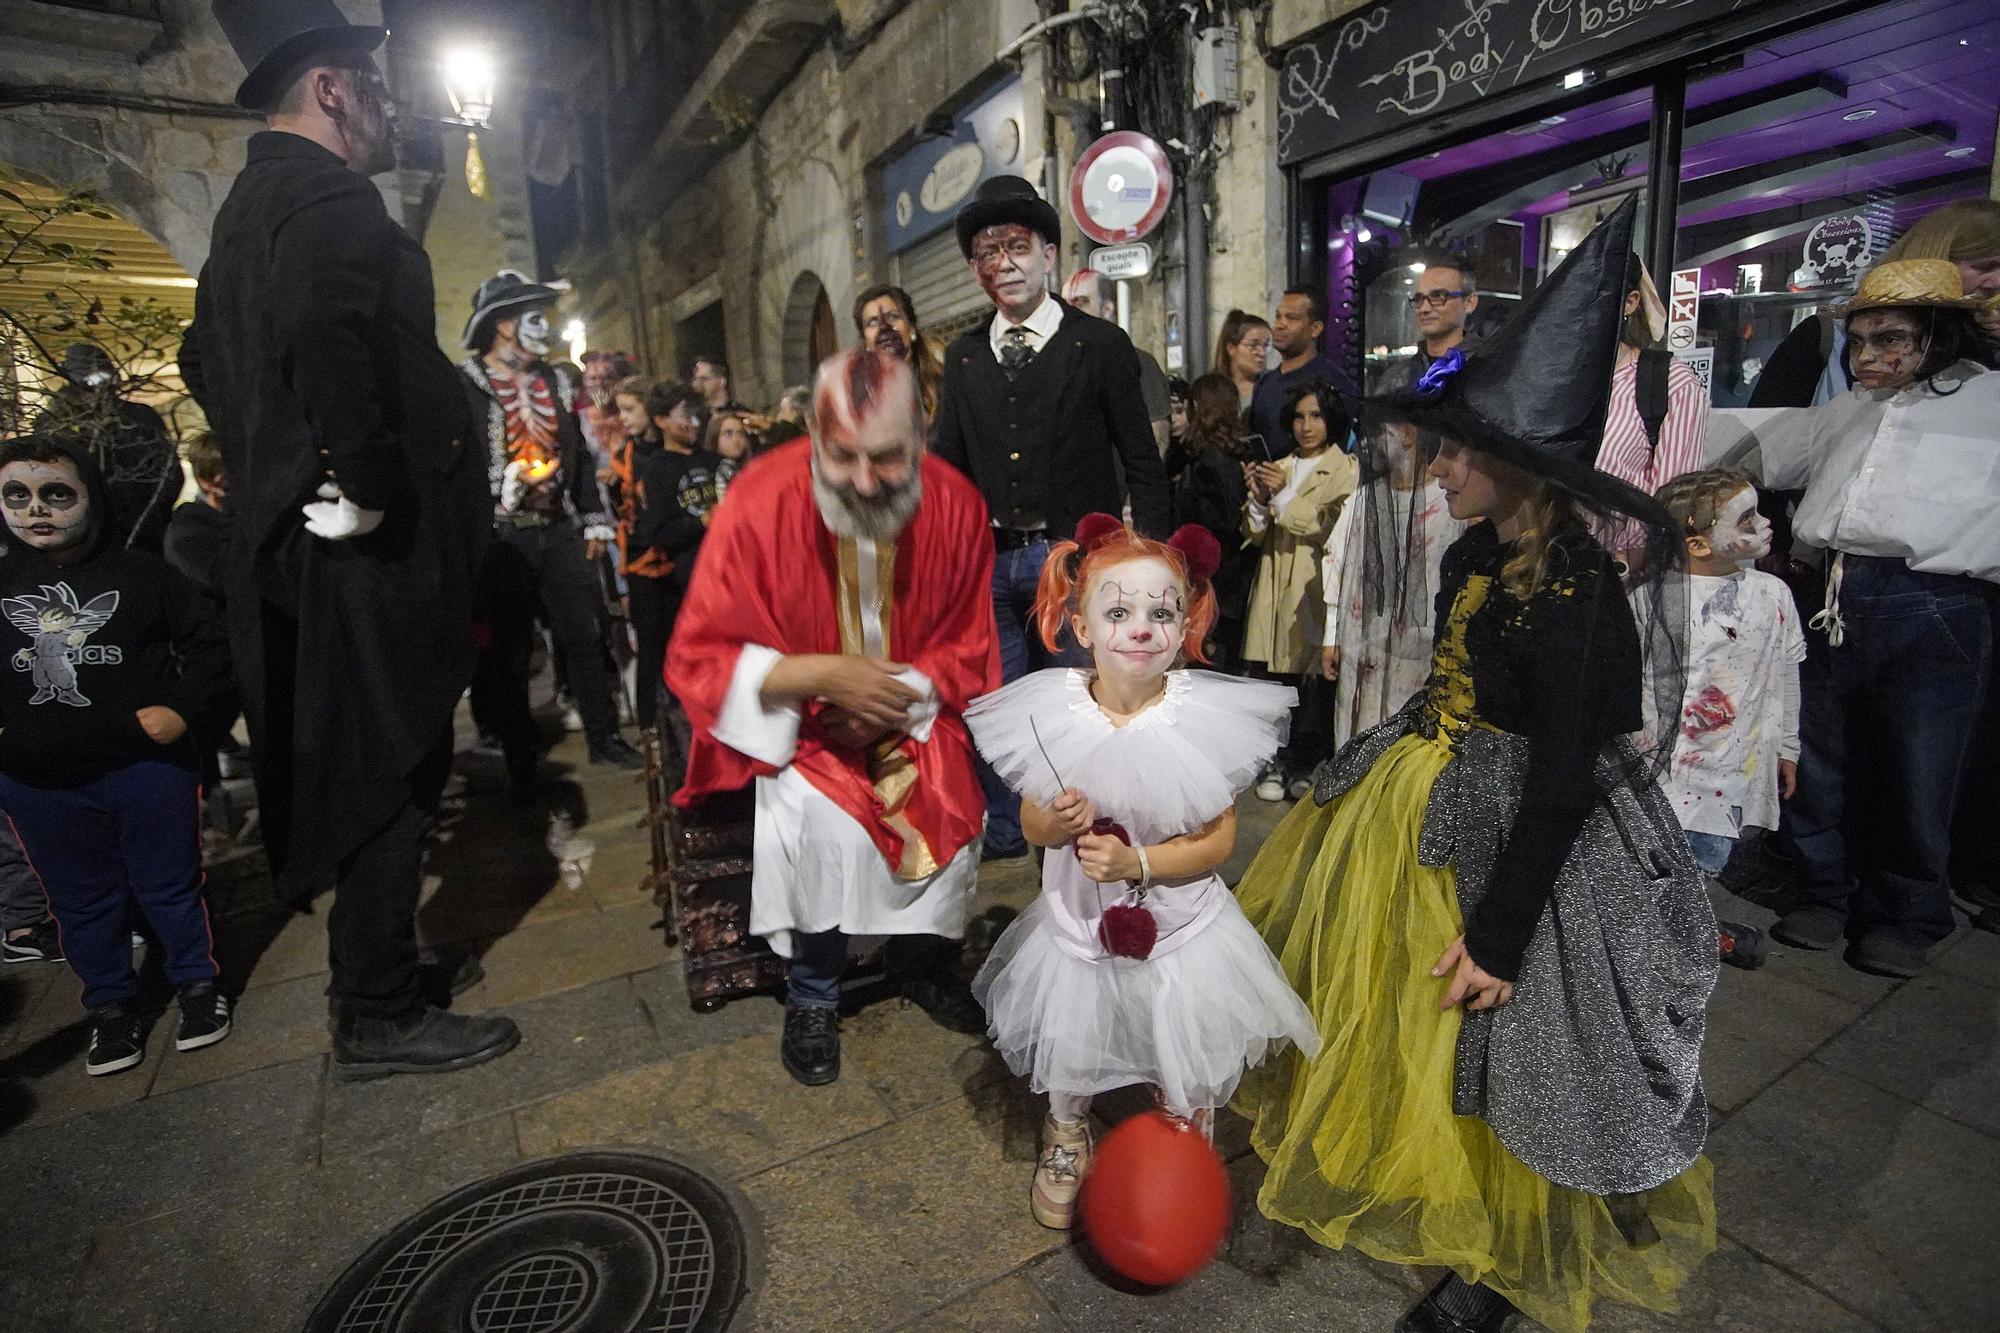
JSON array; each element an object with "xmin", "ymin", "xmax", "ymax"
[{"xmin": 1192, "ymin": 25, "xmax": 1240, "ymax": 110}]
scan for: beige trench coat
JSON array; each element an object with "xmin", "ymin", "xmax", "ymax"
[{"xmin": 1239, "ymin": 450, "xmax": 1359, "ymax": 674}]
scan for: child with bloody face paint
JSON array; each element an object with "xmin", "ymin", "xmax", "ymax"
[
  {"xmin": 964, "ymin": 516, "xmax": 1319, "ymax": 1231},
  {"xmin": 1650, "ymin": 469, "xmax": 1805, "ymax": 971}
]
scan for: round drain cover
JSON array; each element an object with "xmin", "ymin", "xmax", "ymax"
[{"xmin": 308, "ymin": 1151, "xmax": 749, "ymax": 1333}]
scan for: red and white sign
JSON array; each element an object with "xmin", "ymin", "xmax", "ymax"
[
  {"xmin": 1667, "ymin": 268, "xmax": 1701, "ymax": 353},
  {"xmin": 1069, "ymin": 131, "xmax": 1174, "ymax": 245}
]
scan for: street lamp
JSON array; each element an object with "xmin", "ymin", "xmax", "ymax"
[{"xmin": 439, "ymin": 45, "xmax": 498, "ymax": 198}]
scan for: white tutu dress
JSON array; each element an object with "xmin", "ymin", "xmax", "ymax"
[{"xmin": 966, "ymin": 668, "xmax": 1322, "ymax": 1114}]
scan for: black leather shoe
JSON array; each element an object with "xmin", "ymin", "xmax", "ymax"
[
  {"xmin": 781, "ymin": 1005, "xmax": 840, "ymax": 1086},
  {"xmin": 587, "ymin": 735, "xmax": 644, "ymax": 769},
  {"xmin": 1396, "ymin": 1275, "xmax": 1515, "ymax": 1333},
  {"xmin": 898, "ymin": 973, "xmax": 986, "ymax": 1034},
  {"xmin": 332, "ymin": 1005, "xmax": 520, "ymax": 1081},
  {"xmin": 417, "ymin": 951, "xmax": 486, "ymax": 1007}
]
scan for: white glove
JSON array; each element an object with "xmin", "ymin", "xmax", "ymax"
[
  {"xmin": 302, "ymin": 482, "xmax": 384, "ymax": 540},
  {"xmin": 500, "ymin": 459, "xmax": 529, "ymax": 514}
]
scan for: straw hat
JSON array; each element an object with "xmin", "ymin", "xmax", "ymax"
[{"xmin": 1838, "ymin": 259, "xmax": 1988, "ymax": 316}]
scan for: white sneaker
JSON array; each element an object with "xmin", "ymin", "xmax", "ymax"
[
  {"xmin": 1255, "ymin": 773, "xmax": 1285, "ymax": 802},
  {"xmin": 561, "ymin": 703, "xmax": 585, "ymax": 733},
  {"xmin": 1288, "ymin": 776, "xmax": 1312, "ymax": 800}
]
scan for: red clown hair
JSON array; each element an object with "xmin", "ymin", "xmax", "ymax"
[
  {"xmin": 810, "ymin": 347, "xmax": 925, "ymax": 453},
  {"xmin": 1033, "ymin": 515, "xmax": 1222, "ymax": 665}
]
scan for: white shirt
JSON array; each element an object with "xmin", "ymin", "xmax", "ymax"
[
  {"xmin": 987, "ymin": 292, "xmax": 1065, "ymax": 363},
  {"xmin": 1658, "ymin": 571, "xmax": 1806, "ymax": 839},
  {"xmin": 1709, "ymin": 362, "xmax": 2000, "ymax": 584}
]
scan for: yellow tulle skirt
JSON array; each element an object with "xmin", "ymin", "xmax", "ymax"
[{"xmin": 1232, "ymin": 733, "xmax": 1715, "ymax": 1333}]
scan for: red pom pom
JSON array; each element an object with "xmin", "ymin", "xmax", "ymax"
[
  {"xmin": 1073, "ymin": 512, "xmax": 1125, "ymax": 551},
  {"xmin": 1166, "ymin": 524, "xmax": 1222, "ymax": 583},
  {"xmin": 1098, "ymin": 904, "xmax": 1158, "ymax": 959},
  {"xmin": 1080, "ymin": 1112, "xmax": 1231, "ymax": 1286}
]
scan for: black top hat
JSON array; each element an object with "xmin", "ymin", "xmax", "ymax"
[
  {"xmin": 212, "ymin": 0, "xmax": 387, "ymax": 111},
  {"xmin": 954, "ymin": 175, "xmax": 1062, "ymax": 258},
  {"xmin": 463, "ymin": 270, "xmax": 572, "ymax": 350},
  {"xmin": 1368, "ymin": 195, "xmax": 1667, "ymax": 527}
]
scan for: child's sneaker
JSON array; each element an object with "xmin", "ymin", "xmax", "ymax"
[
  {"xmin": 1, "ymin": 921, "xmax": 62, "ymax": 964},
  {"xmin": 1254, "ymin": 766, "xmax": 1285, "ymax": 802},
  {"xmin": 1718, "ymin": 919, "xmax": 1768, "ymax": 971},
  {"xmin": 1030, "ymin": 1114, "xmax": 1094, "ymax": 1230},
  {"xmin": 174, "ymin": 982, "xmax": 233, "ymax": 1052},
  {"xmin": 86, "ymin": 1004, "xmax": 145, "ymax": 1076}
]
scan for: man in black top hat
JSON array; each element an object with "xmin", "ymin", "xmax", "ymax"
[
  {"xmin": 934, "ymin": 174, "xmax": 1170, "ymax": 856},
  {"xmin": 459, "ymin": 271, "xmax": 640, "ymax": 781},
  {"xmin": 180, "ymin": 0, "xmax": 519, "ymax": 1078}
]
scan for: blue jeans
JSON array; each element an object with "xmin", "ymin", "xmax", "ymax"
[
  {"xmin": 1781, "ymin": 558, "xmax": 1995, "ymax": 948},
  {"xmin": 787, "ymin": 930, "xmax": 956, "ymax": 1009},
  {"xmin": 0, "ymin": 756, "xmax": 216, "ymax": 1009},
  {"xmin": 1686, "ymin": 831, "xmax": 1735, "ymax": 877},
  {"xmin": 981, "ymin": 538, "xmax": 1088, "ymax": 851}
]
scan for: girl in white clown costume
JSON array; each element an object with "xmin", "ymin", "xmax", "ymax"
[{"xmin": 966, "ymin": 515, "xmax": 1319, "ymax": 1230}]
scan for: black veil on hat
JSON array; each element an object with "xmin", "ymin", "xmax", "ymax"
[
  {"xmin": 212, "ymin": 0, "xmax": 387, "ymax": 111},
  {"xmin": 1369, "ymin": 195, "xmax": 1670, "ymax": 532}
]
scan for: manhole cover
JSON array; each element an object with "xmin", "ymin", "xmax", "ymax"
[{"xmin": 308, "ymin": 1151, "xmax": 749, "ymax": 1333}]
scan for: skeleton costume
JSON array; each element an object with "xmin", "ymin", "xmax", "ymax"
[
  {"xmin": 457, "ymin": 271, "xmax": 635, "ymax": 777},
  {"xmin": 1230, "ymin": 199, "xmax": 1717, "ymax": 1333}
]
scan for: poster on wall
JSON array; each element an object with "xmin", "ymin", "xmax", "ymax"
[{"xmin": 1275, "ymin": 0, "xmax": 1767, "ymax": 166}]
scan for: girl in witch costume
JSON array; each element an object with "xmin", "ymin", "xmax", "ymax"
[
  {"xmin": 1230, "ymin": 199, "xmax": 1718, "ymax": 1333},
  {"xmin": 966, "ymin": 517, "xmax": 1319, "ymax": 1231}
]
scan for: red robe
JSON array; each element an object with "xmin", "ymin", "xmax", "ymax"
[{"xmin": 668, "ymin": 441, "xmax": 998, "ymax": 873}]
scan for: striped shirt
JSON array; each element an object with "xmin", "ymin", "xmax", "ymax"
[{"xmin": 1595, "ymin": 352, "xmax": 1709, "ymax": 549}]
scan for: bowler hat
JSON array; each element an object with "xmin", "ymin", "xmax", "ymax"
[
  {"xmin": 212, "ymin": 0, "xmax": 387, "ymax": 111},
  {"xmin": 954, "ymin": 175, "xmax": 1062, "ymax": 258},
  {"xmin": 463, "ymin": 270, "xmax": 572, "ymax": 350}
]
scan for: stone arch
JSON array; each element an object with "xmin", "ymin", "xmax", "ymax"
[
  {"xmin": 0, "ymin": 115, "xmax": 225, "ymax": 275},
  {"xmin": 779, "ymin": 270, "xmax": 838, "ymax": 390}
]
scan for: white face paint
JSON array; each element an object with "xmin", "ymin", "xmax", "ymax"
[
  {"xmin": 1705, "ymin": 485, "xmax": 1772, "ymax": 564},
  {"xmin": 0, "ymin": 459, "xmax": 91, "ymax": 557},
  {"xmin": 517, "ymin": 309, "xmax": 553, "ymax": 357},
  {"xmin": 1075, "ymin": 555, "xmax": 1187, "ymax": 685}
]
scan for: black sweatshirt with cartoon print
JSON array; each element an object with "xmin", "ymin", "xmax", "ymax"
[{"xmin": 0, "ymin": 440, "xmax": 232, "ymax": 785}]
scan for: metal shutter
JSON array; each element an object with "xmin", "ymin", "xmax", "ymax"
[{"xmin": 894, "ymin": 229, "xmax": 991, "ymax": 344}]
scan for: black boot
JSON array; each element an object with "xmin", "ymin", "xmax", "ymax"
[
  {"xmin": 587, "ymin": 734, "xmax": 643, "ymax": 769},
  {"xmin": 780, "ymin": 1005, "xmax": 840, "ymax": 1086},
  {"xmin": 417, "ymin": 950, "xmax": 486, "ymax": 1007},
  {"xmin": 896, "ymin": 971, "xmax": 986, "ymax": 1034},
  {"xmin": 332, "ymin": 1005, "xmax": 520, "ymax": 1081},
  {"xmin": 1397, "ymin": 1274, "xmax": 1515, "ymax": 1333}
]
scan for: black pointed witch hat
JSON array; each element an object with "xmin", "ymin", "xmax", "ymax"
[{"xmin": 1370, "ymin": 195, "xmax": 1667, "ymax": 525}]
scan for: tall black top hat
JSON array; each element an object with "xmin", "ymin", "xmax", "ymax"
[
  {"xmin": 954, "ymin": 175, "xmax": 1062, "ymax": 258},
  {"xmin": 462, "ymin": 270, "xmax": 572, "ymax": 350},
  {"xmin": 212, "ymin": 0, "xmax": 387, "ymax": 111},
  {"xmin": 1369, "ymin": 195, "xmax": 1666, "ymax": 525}
]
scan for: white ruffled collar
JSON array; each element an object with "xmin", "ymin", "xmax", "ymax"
[{"xmin": 1063, "ymin": 667, "xmax": 1191, "ymax": 734}]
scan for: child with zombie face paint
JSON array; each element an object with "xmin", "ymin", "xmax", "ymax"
[
  {"xmin": 0, "ymin": 436, "xmax": 235, "ymax": 1077},
  {"xmin": 964, "ymin": 517, "xmax": 1319, "ymax": 1232},
  {"xmin": 1649, "ymin": 469, "xmax": 1806, "ymax": 971}
]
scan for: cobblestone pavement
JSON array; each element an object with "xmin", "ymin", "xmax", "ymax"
[{"xmin": 1, "ymin": 719, "xmax": 1993, "ymax": 1332}]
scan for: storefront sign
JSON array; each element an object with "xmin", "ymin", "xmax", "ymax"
[
  {"xmin": 1799, "ymin": 214, "xmax": 1876, "ymax": 287},
  {"xmin": 1088, "ymin": 243, "xmax": 1154, "ymax": 280},
  {"xmin": 1276, "ymin": 0, "xmax": 1759, "ymax": 166},
  {"xmin": 882, "ymin": 77, "xmax": 1026, "ymax": 253},
  {"xmin": 1666, "ymin": 267, "xmax": 1701, "ymax": 352}
]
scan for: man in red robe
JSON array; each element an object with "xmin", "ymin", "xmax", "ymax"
[{"xmin": 669, "ymin": 348, "xmax": 998, "ymax": 1085}]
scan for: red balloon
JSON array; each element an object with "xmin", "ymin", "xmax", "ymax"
[{"xmin": 1079, "ymin": 1111, "xmax": 1231, "ymax": 1286}]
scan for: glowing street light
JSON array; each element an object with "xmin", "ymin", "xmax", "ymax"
[{"xmin": 438, "ymin": 45, "xmax": 498, "ymax": 198}]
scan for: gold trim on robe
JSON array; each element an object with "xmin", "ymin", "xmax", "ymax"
[{"xmin": 834, "ymin": 537, "xmax": 939, "ymax": 881}]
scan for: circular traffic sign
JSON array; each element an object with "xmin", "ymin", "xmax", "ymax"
[{"xmin": 1069, "ymin": 130, "xmax": 1174, "ymax": 245}]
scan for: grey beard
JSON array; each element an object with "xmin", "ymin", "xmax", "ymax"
[{"xmin": 812, "ymin": 461, "xmax": 922, "ymax": 542}]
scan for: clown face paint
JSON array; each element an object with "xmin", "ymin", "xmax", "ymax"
[
  {"xmin": 969, "ymin": 223, "xmax": 1054, "ymax": 322},
  {"xmin": 0, "ymin": 458, "xmax": 90, "ymax": 560},
  {"xmin": 1075, "ymin": 556, "xmax": 1187, "ymax": 686},
  {"xmin": 516, "ymin": 308, "xmax": 554, "ymax": 358},
  {"xmin": 1705, "ymin": 485, "xmax": 1772, "ymax": 564}
]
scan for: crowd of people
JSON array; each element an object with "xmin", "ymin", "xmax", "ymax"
[{"xmin": 1, "ymin": 6, "xmax": 1997, "ymax": 1331}]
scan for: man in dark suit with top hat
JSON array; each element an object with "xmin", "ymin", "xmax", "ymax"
[
  {"xmin": 934, "ymin": 175, "xmax": 1170, "ymax": 856},
  {"xmin": 181, "ymin": 0, "xmax": 519, "ymax": 1078}
]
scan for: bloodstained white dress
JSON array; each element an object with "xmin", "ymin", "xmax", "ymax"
[{"xmin": 966, "ymin": 668, "xmax": 1320, "ymax": 1114}]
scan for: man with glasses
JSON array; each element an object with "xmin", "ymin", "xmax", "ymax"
[
  {"xmin": 1376, "ymin": 262, "xmax": 1481, "ymax": 394},
  {"xmin": 1251, "ymin": 288, "xmax": 1359, "ymax": 458},
  {"xmin": 935, "ymin": 175, "xmax": 1170, "ymax": 858},
  {"xmin": 182, "ymin": 0, "xmax": 519, "ymax": 1077}
]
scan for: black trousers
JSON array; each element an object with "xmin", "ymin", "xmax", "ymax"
[
  {"xmin": 628, "ymin": 573, "xmax": 680, "ymax": 734},
  {"xmin": 326, "ymin": 730, "xmax": 453, "ymax": 1019},
  {"xmin": 472, "ymin": 521, "xmax": 621, "ymax": 772}
]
